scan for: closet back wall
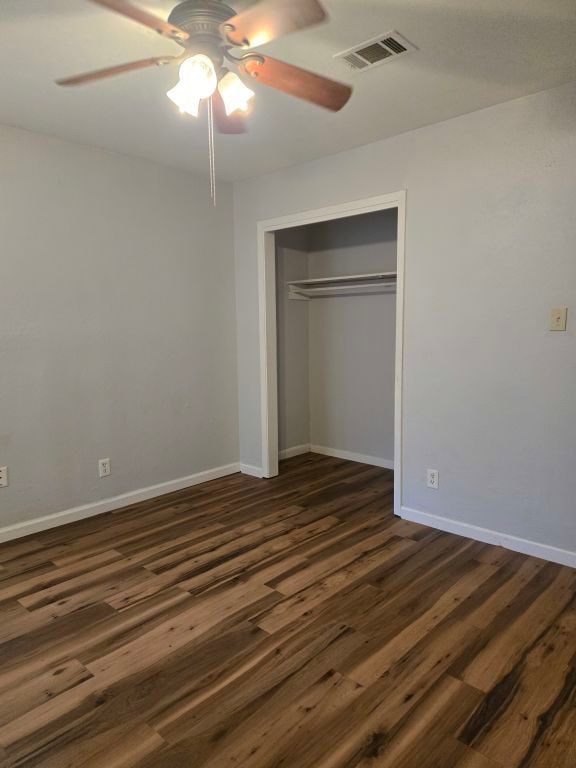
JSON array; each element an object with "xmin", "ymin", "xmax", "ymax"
[
  {"xmin": 0, "ymin": 125, "xmax": 238, "ymax": 534},
  {"xmin": 308, "ymin": 212, "xmax": 397, "ymax": 465},
  {"xmin": 275, "ymin": 212, "xmax": 397, "ymax": 465}
]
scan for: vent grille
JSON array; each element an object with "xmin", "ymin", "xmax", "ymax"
[
  {"xmin": 342, "ymin": 53, "xmax": 369, "ymax": 70},
  {"xmin": 335, "ymin": 31, "xmax": 416, "ymax": 72},
  {"xmin": 356, "ymin": 43, "xmax": 393, "ymax": 64}
]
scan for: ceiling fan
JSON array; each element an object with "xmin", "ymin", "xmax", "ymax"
[{"xmin": 56, "ymin": 0, "xmax": 353, "ymax": 133}]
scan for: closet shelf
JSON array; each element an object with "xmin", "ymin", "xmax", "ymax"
[{"xmin": 287, "ymin": 271, "xmax": 397, "ymax": 300}]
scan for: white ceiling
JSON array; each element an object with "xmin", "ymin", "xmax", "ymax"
[{"xmin": 2, "ymin": 0, "xmax": 576, "ymax": 181}]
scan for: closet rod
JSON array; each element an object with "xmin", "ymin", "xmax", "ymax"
[
  {"xmin": 289, "ymin": 282, "xmax": 396, "ymax": 300},
  {"xmin": 287, "ymin": 271, "xmax": 397, "ymax": 289}
]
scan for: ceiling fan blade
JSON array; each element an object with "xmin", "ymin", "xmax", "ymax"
[
  {"xmin": 212, "ymin": 91, "xmax": 248, "ymax": 134},
  {"xmin": 221, "ymin": 0, "xmax": 326, "ymax": 48},
  {"xmin": 241, "ymin": 56, "xmax": 352, "ymax": 111},
  {"xmin": 56, "ymin": 55, "xmax": 181, "ymax": 86},
  {"xmin": 88, "ymin": 0, "xmax": 188, "ymax": 41}
]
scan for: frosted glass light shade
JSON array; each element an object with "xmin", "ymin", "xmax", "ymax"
[
  {"xmin": 167, "ymin": 54, "xmax": 218, "ymax": 117},
  {"xmin": 167, "ymin": 82, "xmax": 201, "ymax": 116},
  {"xmin": 217, "ymin": 71, "xmax": 255, "ymax": 115}
]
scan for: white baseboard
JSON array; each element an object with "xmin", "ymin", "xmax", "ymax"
[
  {"xmin": 240, "ymin": 464, "xmax": 266, "ymax": 478},
  {"xmin": 309, "ymin": 445, "xmax": 394, "ymax": 471},
  {"xmin": 279, "ymin": 444, "xmax": 311, "ymax": 460},
  {"xmin": 0, "ymin": 463, "xmax": 240, "ymax": 545},
  {"xmin": 399, "ymin": 505, "xmax": 576, "ymax": 569}
]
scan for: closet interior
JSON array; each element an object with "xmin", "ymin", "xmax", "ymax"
[{"xmin": 275, "ymin": 208, "xmax": 398, "ymax": 470}]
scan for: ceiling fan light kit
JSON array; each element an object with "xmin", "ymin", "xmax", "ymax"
[{"xmin": 57, "ymin": 0, "xmax": 353, "ymax": 203}]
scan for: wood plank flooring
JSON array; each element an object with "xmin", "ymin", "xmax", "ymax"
[{"xmin": 0, "ymin": 453, "xmax": 575, "ymax": 767}]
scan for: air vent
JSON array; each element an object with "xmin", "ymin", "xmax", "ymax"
[{"xmin": 335, "ymin": 31, "xmax": 416, "ymax": 72}]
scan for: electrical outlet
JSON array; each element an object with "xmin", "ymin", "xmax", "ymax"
[
  {"xmin": 550, "ymin": 307, "xmax": 568, "ymax": 332},
  {"xmin": 98, "ymin": 458, "xmax": 111, "ymax": 478},
  {"xmin": 0, "ymin": 466, "xmax": 8, "ymax": 488},
  {"xmin": 427, "ymin": 469, "xmax": 439, "ymax": 490}
]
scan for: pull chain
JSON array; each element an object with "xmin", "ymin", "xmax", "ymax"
[{"xmin": 208, "ymin": 96, "xmax": 216, "ymax": 207}]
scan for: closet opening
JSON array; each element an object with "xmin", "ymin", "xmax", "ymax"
[{"xmin": 257, "ymin": 192, "xmax": 405, "ymax": 514}]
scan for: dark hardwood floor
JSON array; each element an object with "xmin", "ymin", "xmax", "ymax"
[{"xmin": 0, "ymin": 453, "xmax": 575, "ymax": 767}]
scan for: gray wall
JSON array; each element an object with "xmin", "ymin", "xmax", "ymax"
[
  {"xmin": 308, "ymin": 211, "xmax": 397, "ymax": 462},
  {"xmin": 233, "ymin": 81, "xmax": 576, "ymax": 552},
  {"xmin": 275, "ymin": 227, "xmax": 310, "ymax": 451},
  {"xmin": 0, "ymin": 125, "xmax": 238, "ymax": 527}
]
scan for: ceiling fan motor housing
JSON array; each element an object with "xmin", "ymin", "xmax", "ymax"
[{"xmin": 168, "ymin": 0, "xmax": 235, "ymax": 65}]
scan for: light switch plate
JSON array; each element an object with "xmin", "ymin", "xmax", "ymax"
[{"xmin": 550, "ymin": 307, "xmax": 568, "ymax": 332}]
